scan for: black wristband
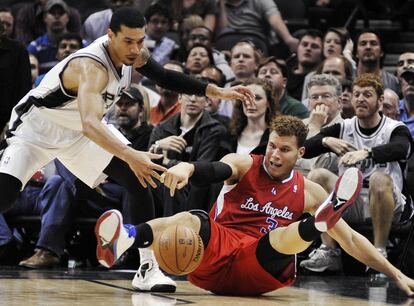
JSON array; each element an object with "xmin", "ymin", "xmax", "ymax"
[{"xmin": 190, "ymin": 161, "xmax": 233, "ymax": 186}]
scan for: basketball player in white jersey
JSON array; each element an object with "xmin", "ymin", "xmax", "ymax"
[
  {"xmin": 0, "ymin": 8, "xmax": 253, "ymax": 292},
  {"xmin": 302, "ymin": 73, "xmax": 413, "ymax": 273}
]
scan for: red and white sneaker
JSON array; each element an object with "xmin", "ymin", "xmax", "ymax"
[
  {"xmin": 95, "ymin": 209, "xmax": 135, "ymax": 268},
  {"xmin": 315, "ymin": 167, "xmax": 362, "ymax": 232}
]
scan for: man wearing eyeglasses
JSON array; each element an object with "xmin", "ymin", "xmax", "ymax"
[{"xmin": 301, "ymin": 73, "xmax": 413, "ymax": 274}]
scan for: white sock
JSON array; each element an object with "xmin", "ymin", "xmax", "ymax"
[{"xmin": 139, "ymin": 248, "xmax": 157, "ymax": 265}]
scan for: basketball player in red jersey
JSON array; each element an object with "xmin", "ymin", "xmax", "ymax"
[{"xmin": 95, "ymin": 115, "xmax": 414, "ymax": 296}]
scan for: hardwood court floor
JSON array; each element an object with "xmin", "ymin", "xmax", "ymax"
[{"xmin": 0, "ymin": 268, "xmax": 413, "ymax": 306}]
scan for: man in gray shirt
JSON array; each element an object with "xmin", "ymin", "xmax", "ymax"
[{"xmin": 215, "ymin": 0, "xmax": 298, "ymax": 55}]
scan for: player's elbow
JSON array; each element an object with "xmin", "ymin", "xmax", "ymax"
[{"xmin": 81, "ymin": 117, "xmax": 99, "ymax": 138}]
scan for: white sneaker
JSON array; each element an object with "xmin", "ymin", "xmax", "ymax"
[
  {"xmin": 300, "ymin": 245, "xmax": 342, "ymax": 272},
  {"xmin": 132, "ymin": 259, "xmax": 177, "ymax": 293},
  {"xmin": 95, "ymin": 209, "xmax": 135, "ymax": 268}
]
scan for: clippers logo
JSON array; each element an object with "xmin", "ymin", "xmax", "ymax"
[{"xmin": 271, "ymin": 187, "xmax": 277, "ymax": 195}]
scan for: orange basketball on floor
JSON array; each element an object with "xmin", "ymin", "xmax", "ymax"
[{"xmin": 154, "ymin": 225, "xmax": 204, "ymax": 276}]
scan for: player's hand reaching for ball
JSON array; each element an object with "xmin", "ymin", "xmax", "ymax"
[{"xmin": 160, "ymin": 162, "xmax": 195, "ymax": 197}]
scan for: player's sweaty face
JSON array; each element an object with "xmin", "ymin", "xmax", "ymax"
[{"xmin": 111, "ymin": 25, "xmax": 146, "ymax": 66}]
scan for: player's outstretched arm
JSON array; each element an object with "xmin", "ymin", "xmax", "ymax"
[
  {"xmin": 328, "ymin": 219, "xmax": 414, "ymax": 297},
  {"xmin": 70, "ymin": 58, "xmax": 166, "ymax": 188},
  {"xmin": 136, "ymin": 56, "xmax": 254, "ymax": 105},
  {"xmin": 160, "ymin": 153, "xmax": 253, "ymax": 196}
]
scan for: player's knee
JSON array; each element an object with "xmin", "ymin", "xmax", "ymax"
[
  {"xmin": 369, "ymin": 172, "xmax": 393, "ymax": 195},
  {"xmin": 172, "ymin": 212, "xmax": 200, "ymax": 231},
  {"xmin": 0, "ymin": 173, "xmax": 22, "ymax": 213},
  {"xmin": 307, "ymin": 168, "xmax": 335, "ymax": 189}
]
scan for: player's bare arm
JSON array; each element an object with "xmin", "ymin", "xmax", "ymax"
[
  {"xmin": 328, "ymin": 220, "xmax": 414, "ymax": 297},
  {"xmin": 161, "ymin": 153, "xmax": 253, "ymax": 197},
  {"xmin": 63, "ymin": 57, "xmax": 166, "ymax": 188}
]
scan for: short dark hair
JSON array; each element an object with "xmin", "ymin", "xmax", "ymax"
[
  {"xmin": 270, "ymin": 115, "xmax": 308, "ymax": 147},
  {"xmin": 356, "ymin": 29, "xmax": 382, "ymax": 49},
  {"xmin": 109, "ymin": 7, "xmax": 146, "ymax": 33},
  {"xmin": 257, "ymin": 56, "xmax": 287, "ymax": 78},
  {"xmin": 57, "ymin": 32, "xmax": 83, "ymax": 48},
  {"xmin": 186, "ymin": 43, "xmax": 214, "ymax": 66},
  {"xmin": 298, "ymin": 29, "xmax": 324, "ymax": 42},
  {"xmin": 144, "ymin": 3, "xmax": 172, "ymax": 22},
  {"xmin": 201, "ymin": 65, "xmax": 226, "ymax": 87}
]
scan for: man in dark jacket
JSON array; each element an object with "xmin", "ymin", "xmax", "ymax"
[
  {"xmin": 148, "ymin": 92, "xmax": 227, "ymax": 215},
  {"xmin": 0, "ymin": 22, "xmax": 31, "ymax": 134}
]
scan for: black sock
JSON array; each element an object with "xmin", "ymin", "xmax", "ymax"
[
  {"xmin": 131, "ymin": 223, "xmax": 154, "ymax": 248},
  {"xmin": 298, "ymin": 216, "xmax": 322, "ymax": 242}
]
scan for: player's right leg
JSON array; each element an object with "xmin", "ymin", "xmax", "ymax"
[
  {"xmin": 268, "ymin": 167, "xmax": 362, "ymax": 255},
  {"xmin": 95, "ymin": 210, "xmax": 201, "ymax": 268}
]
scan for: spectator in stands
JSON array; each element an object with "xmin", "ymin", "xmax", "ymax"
[
  {"xmin": 296, "ymin": 74, "xmax": 343, "ymax": 177},
  {"xmin": 355, "ymin": 30, "xmax": 399, "ymax": 94},
  {"xmin": 0, "ymin": 7, "xmax": 14, "ymax": 38},
  {"xmin": 157, "ymin": 0, "xmax": 217, "ymax": 32},
  {"xmin": 225, "ymin": 78, "xmax": 277, "ymax": 155},
  {"xmin": 201, "ymin": 66, "xmax": 230, "ymax": 129},
  {"xmin": 176, "ymin": 14, "xmax": 204, "ymax": 58},
  {"xmin": 301, "ymin": 74, "xmax": 412, "ymax": 273},
  {"xmin": 218, "ymin": 40, "xmax": 263, "ymax": 118},
  {"xmin": 148, "ymin": 84, "xmax": 227, "ymax": 215},
  {"xmin": 82, "ymin": 0, "xmax": 134, "ymax": 43},
  {"xmin": 186, "ymin": 26, "xmax": 235, "ymax": 82},
  {"xmin": 323, "ymin": 27, "xmax": 349, "ymax": 58},
  {"xmin": 286, "ymin": 29, "xmax": 323, "ymax": 101},
  {"xmin": 257, "ymin": 57, "xmax": 309, "ymax": 119},
  {"xmin": 215, "ymin": 0, "xmax": 299, "ymax": 55},
  {"xmin": 34, "ymin": 32, "xmax": 83, "ymax": 86},
  {"xmin": 0, "ymin": 21, "xmax": 31, "ymax": 135},
  {"xmin": 399, "ymin": 69, "xmax": 414, "ymax": 137},
  {"xmin": 383, "ymin": 88, "xmax": 400, "ymax": 120},
  {"xmin": 185, "ymin": 44, "xmax": 214, "ymax": 75},
  {"xmin": 15, "ymin": 0, "xmax": 81, "ymax": 45},
  {"xmin": 143, "ymin": 3, "xmax": 177, "ymax": 67},
  {"xmin": 340, "ymin": 79, "xmax": 354, "ymax": 119},
  {"xmin": 29, "ymin": 54, "xmax": 40, "ymax": 88},
  {"xmin": 150, "ymin": 61, "xmax": 184, "ymax": 126},
  {"xmin": 27, "ymin": 0, "xmax": 70, "ymax": 74},
  {"xmin": 396, "ymin": 52, "xmax": 414, "ymax": 79}
]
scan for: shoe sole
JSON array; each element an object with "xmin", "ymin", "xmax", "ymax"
[
  {"xmin": 315, "ymin": 168, "xmax": 362, "ymax": 231},
  {"xmin": 132, "ymin": 284, "xmax": 177, "ymax": 293},
  {"xmin": 95, "ymin": 209, "xmax": 123, "ymax": 268}
]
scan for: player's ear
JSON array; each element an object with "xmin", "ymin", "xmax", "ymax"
[
  {"xmin": 298, "ymin": 146, "xmax": 305, "ymax": 159},
  {"xmin": 107, "ymin": 28, "xmax": 114, "ymax": 39}
]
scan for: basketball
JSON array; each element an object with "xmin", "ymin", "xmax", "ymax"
[{"xmin": 153, "ymin": 225, "xmax": 204, "ymax": 276}]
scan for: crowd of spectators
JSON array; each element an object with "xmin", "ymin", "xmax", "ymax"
[{"xmin": 0, "ymin": 0, "xmax": 413, "ymax": 278}]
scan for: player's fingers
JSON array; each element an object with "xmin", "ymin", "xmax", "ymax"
[
  {"xmin": 159, "ymin": 173, "xmax": 165, "ymax": 184},
  {"xmin": 137, "ymin": 176, "xmax": 147, "ymax": 188},
  {"xmin": 148, "ymin": 161, "xmax": 167, "ymax": 173},
  {"xmin": 164, "ymin": 172, "xmax": 172, "ymax": 189},
  {"xmin": 151, "ymin": 170, "xmax": 161, "ymax": 182},
  {"xmin": 169, "ymin": 177, "xmax": 178, "ymax": 197},
  {"xmin": 146, "ymin": 176, "xmax": 158, "ymax": 189},
  {"xmin": 176, "ymin": 180, "xmax": 188, "ymax": 190}
]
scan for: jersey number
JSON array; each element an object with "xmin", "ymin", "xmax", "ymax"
[{"xmin": 260, "ymin": 217, "xmax": 278, "ymax": 234}]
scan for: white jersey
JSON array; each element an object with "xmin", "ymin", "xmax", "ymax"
[
  {"xmin": 9, "ymin": 35, "xmax": 132, "ymax": 131},
  {"xmin": 338, "ymin": 116, "xmax": 409, "ymax": 190}
]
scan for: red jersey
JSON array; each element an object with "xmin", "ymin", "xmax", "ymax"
[{"xmin": 210, "ymin": 154, "xmax": 305, "ymax": 238}]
